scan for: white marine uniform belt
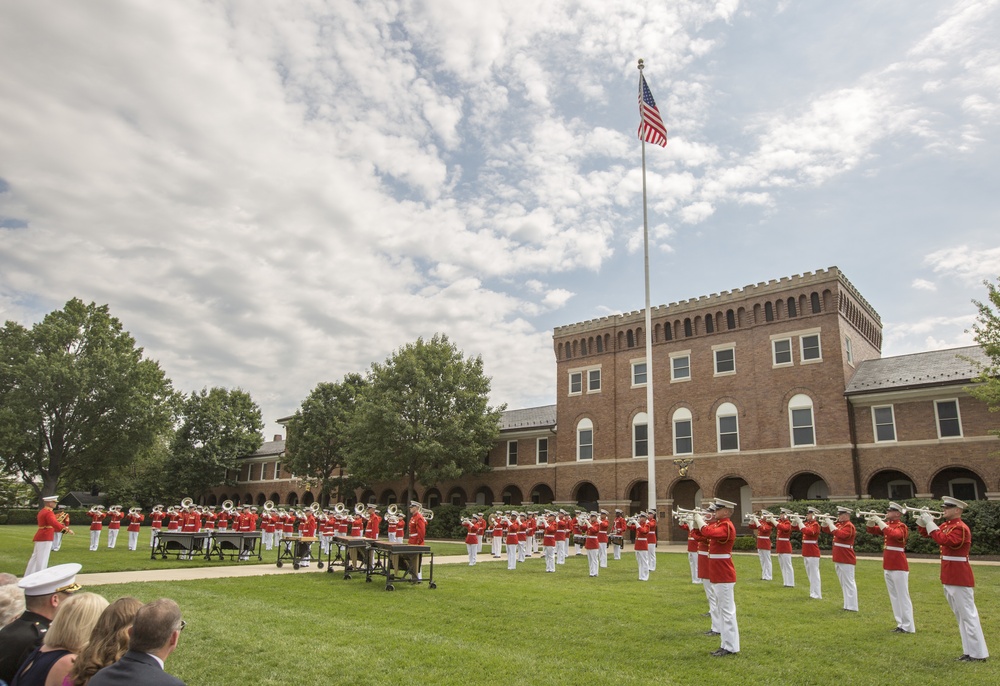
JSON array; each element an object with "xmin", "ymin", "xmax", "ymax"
[
  {"xmin": 709, "ymin": 554, "xmax": 732, "ymax": 559},
  {"xmin": 777, "ymin": 537, "xmax": 790, "ymax": 541},
  {"xmin": 941, "ymin": 555, "xmax": 969, "ymax": 562},
  {"xmin": 802, "ymin": 540, "xmax": 818, "ymax": 544},
  {"xmin": 833, "ymin": 543, "xmax": 854, "ymax": 549},
  {"xmin": 885, "ymin": 546, "xmax": 905, "ymax": 552}
]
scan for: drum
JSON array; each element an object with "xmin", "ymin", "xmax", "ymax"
[
  {"xmin": 610, "ymin": 535, "xmax": 624, "ymax": 547},
  {"xmin": 573, "ymin": 534, "xmax": 586, "ymax": 546}
]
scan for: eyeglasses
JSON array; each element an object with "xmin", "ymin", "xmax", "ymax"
[{"xmin": 176, "ymin": 620, "xmax": 186, "ymax": 632}]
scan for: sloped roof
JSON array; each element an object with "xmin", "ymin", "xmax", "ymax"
[
  {"xmin": 251, "ymin": 439, "xmax": 286, "ymax": 457},
  {"xmin": 845, "ymin": 346, "xmax": 989, "ymax": 395},
  {"xmin": 500, "ymin": 404, "xmax": 557, "ymax": 431}
]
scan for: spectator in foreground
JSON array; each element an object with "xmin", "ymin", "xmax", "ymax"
[
  {"xmin": 10, "ymin": 592, "xmax": 108, "ymax": 686},
  {"xmin": 0, "ymin": 583, "xmax": 26, "ymax": 629},
  {"xmin": 87, "ymin": 599, "xmax": 186, "ymax": 686},
  {"xmin": 65, "ymin": 597, "xmax": 143, "ymax": 686}
]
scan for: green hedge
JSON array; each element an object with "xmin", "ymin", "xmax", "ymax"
[{"xmin": 1, "ymin": 508, "xmax": 95, "ymax": 525}]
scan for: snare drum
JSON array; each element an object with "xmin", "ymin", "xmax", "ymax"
[{"xmin": 610, "ymin": 535, "xmax": 624, "ymax": 547}]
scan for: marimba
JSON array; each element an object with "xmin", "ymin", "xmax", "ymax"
[
  {"xmin": 151, "ymin": 532, "xmax": 210, "ymax": 560},
  {"xmin": 276, "ymin": 535, "xmax": 322, "ymax": 570},
  {"xmin": 367, "ymin": 540, "xmax": 436, "ymax": 590},
  {"xmin": 328, "ymin": 535, "xmax": 369, "ymax": 579},
  {"xmin": 209, "ymin": 531, "xmax": 262, "ymax": 562}
]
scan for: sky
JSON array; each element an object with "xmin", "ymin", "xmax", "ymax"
[{"xmin": 1, "ymin": 1, "xmax": 999, "ymax": 439}]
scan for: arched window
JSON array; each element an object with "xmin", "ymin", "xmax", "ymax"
[
  {"xmin": 664, "ymin": 322, "xmax": 673, "ymax": 340},
  {"xmin": 632, "ymin": 412, "xmax": 648, "ymax": 458},
  {"xmin": 787, "ymin": 297, "xmax": 797, "ymax": 317},
  {"xmin": 726, "ymin": 309, "xmax": 736, "ymax": 330},
  {"xmin": 596, "ymin": 336, "xmax": 603, "ymax": 353},
  {"xmin": 577, "ymin": 418, "xmax": 594, "ymax": 461},
  {"xmin": 811, "ymin": 292, "xmax": 821, "ymax": 313},
  {"xmin": 716, "ymin": 402, "xmax": 739, "ymax": 452},
  {"xmin": 672, "ymin": 407, "xmax": 693, "ymax": 455},
  {"xmin": 580, "ymin": 338, "xmax": 587, "ymax": 355},
  {"xmin": 764, "ymin": 302, "xmax": 774, "ymax": 322},
  {"xmin": 626, "ymin": 330, "xmax": 635, "ymax": 348},
  {"xmin": 789, "ymin": 394, "xmax": 815, "ymax": 446},
  {"xmin": 684, "ymin": 318, "xmax": 693, "ymax": 337},
  {"xmin": 705, "ymin": 315, "xmax": 714, "ymax": 334}
]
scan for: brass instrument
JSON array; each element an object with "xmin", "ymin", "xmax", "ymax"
[
  {"xmin": 333, "ymin": 503, "xmax": 348, "ymax": 516},
  {"xmin": 221, "ymin": 500, "xmax": 235, "ymax": 513},
  {"xmin": 421, "ymin": 507, "xmax": 435, "ymax": 521},
  {"xmin": 901, "ymin": 505, "xmax": 943, "ymax": 521},
  {"xmin": 89, "ymin": 504, "xmax": 105, "ymax": 513},
  {"xmin": 263, "ymin": 500, "xmax": 275, "ymax": 513},
  {"xmin": 180, "ymin": 497, "xmax": 194, "ymax": 509},
  {"xmin": 386, "ymin": 504, "xmax": 402, "ymax": 518},
  {"xmin": 151, "ymin": 504, "xmax": 164, "ymax": 513},
  {"xmin": 309, "ymin": 502, "xmax": 322, "ymax": 515},
  {"xmin": 855, "ymin": 509, "xmax": 885, "ymax": 519},
  {"xmin": 128, "ymin": 506, "xmax": 142, "ymax": 515},
  {"xmin": 672, "ymin": 507, "xmax": 700, "ymax": 520},
  {"xmin": 354, "ymin": 502, "xmax": 367, "ymax": 516},
  {"xmin": 109, "ymin": 504, "xmax": 122, "ymax": 513}
]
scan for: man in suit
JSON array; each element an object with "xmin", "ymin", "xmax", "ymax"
[{"xmin": 88, "ymin": 598, "xmax": 186, "ymax": 685}]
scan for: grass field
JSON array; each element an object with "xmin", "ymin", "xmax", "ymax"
[
  {"xmin": 4, "ymin": 528, "xmax": 997, "ymax": 685},
  {"xmin": 0, "ymin": 526, "xmax": 468, "ymax": 573}
]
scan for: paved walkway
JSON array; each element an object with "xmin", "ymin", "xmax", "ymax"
[{"xmin": 76, "ymin": 543, "xmax": 1000, "ymax": 586}]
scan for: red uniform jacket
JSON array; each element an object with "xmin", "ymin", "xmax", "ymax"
[
  {"xmin": 830, "ymin": 521, "xmax": 856, "ymax": 565},
  {"xmin": 88, "ymin": 511, "xmax": 106, "ymax": 531},
  {"xmin": 505, "ymin": 520, "xmax": 520, "ymax": 546},
  {"xmin": 867, "ymin": 521, "xmax": 909, "ymax": 571},
  {"xmin": 167, "ymin": 512, "xmax": 181, "ymax": 531},
  {"xmin": 775, "ymin": 519, "xmax": 793, "ymax": 554},
  {"xmin": 463, "ymin": 521, "xmax": 479, "ymax": 545},
  {"xmin": 585, "ymin": 522, "xmax": 600, "ymax": 550},
  {"xmin": 394, "ymin": 519, "xmax": 405, "ymax": 539},
  {"xmin": 796, "ymin": 520, "xmax": 821, "ymax": 558},
  {"xmin": 701, "ymin": 517, "xmax": 737, "ymax": 584},
  {"xmin": 126, "ymin": 513, "xmax": 144, "ymax": 532},
  {"xmin": 630, "ymin": 522, "xmax": 649, "ymax": 551},
  {"xmin": 555, "ymin": 518, "xmax": 568, "ymax": 541},
  {"xmin": 679, "ymin": 522, "xmax": 699, "ymax": 553},
  {"xmin": 33, "ymin": 507, "xmax": 66, "ymax": 542},
  {"xmin": 543, "ymin": 522, "xmax": 557, "ymax": 547},
  {"xmin": 150, "ymin": 511, "xmax": 165, "ymax": 530},
  {"xmin": 646, "ymin": 517, "xmax": 657, "ymax": 545},
  {"xmin": 350, "ymin": 516, "xmax": 364, "ymax": 537},
  {"xmin": 108, "ymin": 511, "xmax": 124, "ymax": 530},
  {"xmin": 364, "ymin": 513, "xmax": 381, "ymax": 540},
  {"xmin": 920, "ymin": 518, "xmax": 975, "ymax": 587},
  {"xmin": 598, "ymin": 518, "xmax": 609, "ymax": 544},
  {"xmin": 748, "ymin": 519, "xmax": 773, "ymax": 551},
  {"xmin": 408, "ymin": 513, "xmax": 426, "ymax": 545},
  {"xmin": 614, "ymin": 516, "xmax": 627, "ymax": 536}
]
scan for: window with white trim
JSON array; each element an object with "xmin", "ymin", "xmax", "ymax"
[
  {"xmin": 949, "ymin": 478, "xmax": 978, "ymax": 501},
  {"xmin": 887, "ymin": 479, "xmax": 914, "ymax": 501},
  {"xmin": 772, "ymin": 338, "xmax": 792, "ymax": 366},
  {"xmin": 507, "ymin": 441, "xmax": 518, "ymax": 467},
  {"xmin": 569, "ymin": 371, "xmax": 582, "ymax": 395},
  {"xmin": 670, "ymin": 351, "xmax": 691, "ymax": 381},
  {"xmin": 577, "ymin": 418, "xmax": 594, "ymax": 461},
  {"xmin": 716, "ymin": 402, "xmax": 739, "ymax": 452},
  {"xmin": 632, "ymin": 412, "xmax": 648, "ymax": 458},
  {"xmin": 631, "ymin": 359, "xmax": 647, "ymax": 387},
  {"xmin": 788, "ymin": 394, "xmax": 815, "ymax": 447},
  {"xmin": 536, "ymin": 438, "xmax": 548, "ymax": 464},
  {"xmin": 800, "ymin": 333, "xmax": 822, "ymax": 362},
  {"xmin": 713, "ymin": 345, "xmax": 735, "ymax": 375},
  {"xmin": 588, "ymin": 369, "xmax": 601, "ymax": 392},
  {"xmin": 673, "ymin": 407, "xmax": 693, "ymax": 455},
  {"xmin": 935, "ymin": 399, "xmax": 962, "ymax": 438},
  {"xmin": 872, "ymin": 406, "xmax": 896, "ymax": 442}
]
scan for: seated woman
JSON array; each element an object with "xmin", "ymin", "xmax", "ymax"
[
  {"xmin": 65, "ymin": 597, "xmax": 142, "ymax": 686},
  {"xmin": 11, "ymin": 593, "xmax": 108, "ymax": 686}
]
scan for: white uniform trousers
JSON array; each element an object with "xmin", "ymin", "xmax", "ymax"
[
  {"xmin": 587, "ymin": 548, "xmax": 599, "ymax": 576},
  {"xmin": 507, "ymin": 544, "xmax": 517, "ymax": 570},
  {"xmin": 90, "ymin": 530, "xmax": 101, "ymax": 551},
  {"xmin": 702, "ymin": 578, "xmax": 719, "ymax": 632},
  {"xmin": 478, "ymin": 535, "xmax": 484, "ymax": 554},
  {"xmin": 128, "ymin": 531, "xmax": 139, "ymax": 551},
  {"xmin": 150, "ymin": 527, "xmax": 159, "ymax": 547},
  {"xmin": 835, "ymin": 562, "xmax": 858, "ymax": 611},
  {"xmin": 778, "ymin": 553, "xmax": 794, "ymax": 586},
  {"xmin": 613, "ymin": 542, "xmax": 622, "ymax": 560},
  {"xmin": 802, "ymin": 556, "xmax": 821, "ymax": 598},
  {"xmin": 758, "ymin": 549, "xmax": 773, "ymax": 580},
  {"xmin": 574, "ymin": 541, "xmax": 582, "ymax": 556},
  {"xmin": 884, "ymin": 570, "xmax": 914, "ymax": 632},
  {"xmin": 556, "ymin": 540, "xmax": 567, "ymax": 564},
  {"xmin": 531, "ymin": 535, "xmax": 538, "ymax": 554},
  {"xmin": 24, "ymin": 541, "xmax": 53, "ymax": 576},
  {"xmin": 517, "ymin": 540, "xmax": 526, "ymax": 562},
  {"xmin": 263, "ymin": 531, "xmax": 274, "ymax": 551},
  {"xmin": 711, "ymin": 582, "xmax": 740, "ymax": 653},
  {"xmin": 466, "ymin": 543, "xmax": 477, "ymax": 565},
  {"xmin": 52, "ymin": 532, "xmax": 63, "ymax": 552},
  {"xmin": 106, "ymin": 528, "xmax": 120, "ymax": 548},
  {"xmin": 648, "ymin": 544, "xmax": 656, "ymax": 571},
  {"xmin": 491, "ymin": 535, "xmax": 502, "ymax": 557},
  {"xmin": 598, "ymin": 542, "xmax": 608, "ymax": 568},
  {"xmin": 543, "ymin": 545, "xmax": 556, "ymax": 572},
  {"xmin": 688, "ymin": 552, "xmax": 700, "ymax": 583},
  {"xmin": 943, "ymin": 585, "xmax": 989, "ymax": 659},
  {"xmin": 636, "ymin": 549, "xmax": 650, "ymax": 581}
]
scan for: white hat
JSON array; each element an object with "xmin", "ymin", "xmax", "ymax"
[
  {"xmin": 409, "ymin": 501, "xmax": 421, "ymax": 508},
  {"xmin": 714, "ymin": 499, "xmax": 737, "ymax": 510},
  {"xmin": 600, "ymin": 509, "xmax": 608, "ymax": 515},
  {"xmin": 19, "ymin": 563, "xmax": 82, "ymax": 596},
  {"xmin": 42, "ymin": 496, "xmax": 59, "ymax": 502},
  {"xmin": 806, "ymin": 506, "xmax": 822, "ymax": 515},
  {"xmin": 887, "ymin": 502, "xmax": 904, "ymax": 512},
  {"xmin": 942, "ymin": 497, "xmax": 967, "ymax": 509},
  {"xmin": 836, "ymin": 506, "xmax": 852, "ymax": 514}
]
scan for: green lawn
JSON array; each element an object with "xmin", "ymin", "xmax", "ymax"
[
  {"xmin": 66, "ymin": 553, "xmax": 1000, "ymax": 686},
  {"xmin": 0, "ymin": 525, "xmax": 468, "ymax": 574}
]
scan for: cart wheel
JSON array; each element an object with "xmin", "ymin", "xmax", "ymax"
[
  {"xmin": 429, "ymin": 582, "xmax": 437, "ymax": 589},
  {"xmin": 344, "ymin": 574, "xmax": 351, "ymax": 580},
  {"xmin": 365, "ymin": 577, "xmax": 372, "ymax": 583},
  {"xmin": 386, "ymin": 584, "xmax": 395, "ymax": 591},
  {"xmin": 326, "ymin": 566, "xmax": 334, "ymax": 574},
  {"xmin": 161, "ymin": 554, "xmax": 168, "ymax": 559},
  {"xmin": 276, "ymin": 560, "xmax": 283, "ymax": 568},
  {"xmin": 293, "ymin": 563, "xmax": 300, "ymax": 570},
  {"xmin": 317, "ymin": 561, "xmax": 324, "ymax": 569}
]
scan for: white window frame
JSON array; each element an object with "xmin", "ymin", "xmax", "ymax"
[
  {"xmin": 713, "ymin": 343, "xmax": 736, "ymax": 376},
  {"xmin": 632, "ymin": 412, "xmax": 648, "ymax": 458},
  {"xmin": 631, "ymin": 358, "xmax": 647, "ymax": 387},
  {"xmin": 934, "ymin": 398, "xmax": 963, "ymax": 439},
  {"xmin": 536, "ymin": 437, "xmax": 548, "ymax": 465},
  {"xmin": 887, "ymin": 479, "xmax": 914, "ymax": 501},
  {"xmin": 577, "ymin": 418, "xmax": 594, "ymax": 461},
  {"xmin": 670, "ymin": 350, "xmax": 691, "ymax": 382},
  {"xmin": 569, "ymin": 371, "xmax": 583, "ymax": 396},
  {"xmin": 800, "ymin": 331, "xmax": 822, "ymax": 363},
  {"xmin": 507, "ymin": 440, "xmax": 518, "ymax": 467},
  {"xmin": 845, "ymin": 335, "xmax": 854, "ymax": 366},
  {"xmin": 949, "ymin": 478, "xmax": 978, "ymax": 500},
  {"xmin": 788, "ymin": 394, "xmax": 815, "ymax": 447},
  {"xmin": 673, "ymin": 407, "xmax": 693, "ymax": 456},
  {"xmin": 872, "ymin": 405, "xmax": 896, "ymax": 443},
  {"xmin": 716, "ymin": 402, "xmax": 740, "ymax": 453},
  {"xmin": 771, "ymin": 337, "xmax": 793, "ymax": 367},
  {"xmin": 588, "ymin": 368, "xmax": 601, "ymax": 393}
]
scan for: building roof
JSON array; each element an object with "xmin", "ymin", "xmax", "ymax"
[
  {"xmin": 500, "ymin": 405, "xmax": 557, "ymax": 431},
  {"xmin": 845, "ymin": 346, "xmax": 989, "ymax": 395},
  {"xmin": 59, "ymin": 491, "xmax": 104, "ymax": 507},
  {"xmin": 251, "ymin": 439, "xmax": 286, "ymax": 457}
]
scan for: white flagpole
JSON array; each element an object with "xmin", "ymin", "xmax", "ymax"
[{"xmin": 638, "ymin": 59, "xmax": 657, "ymax": 514}]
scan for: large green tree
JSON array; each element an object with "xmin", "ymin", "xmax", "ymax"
[
  {"xmin": 347, "ymin": 334, "xmax": 504, "ymax": 503},
  {"xmin": 969, "ymin": 276, "xmax": 1000, "ymax": 437},
  {"xmin": 0, "ymin": 298, "xmax": 176, "ymax": 503},
  {"xmin": 166, "ymin": 387, "xmax": 263, "ymax": 500},
  {"xmin": 284, "ymin": 373, "xmax": 366, "ymax": 504}
]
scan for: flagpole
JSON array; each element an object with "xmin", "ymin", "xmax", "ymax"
[{"xmin": 638, "ymin": 59, "xmax": 657, "ymax": 514}]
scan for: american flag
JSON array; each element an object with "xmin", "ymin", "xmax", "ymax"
[{"xmin": 638, "ymin": 73, "xmax": 667, "ymax": 147}]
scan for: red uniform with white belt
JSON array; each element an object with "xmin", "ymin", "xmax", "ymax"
[
  {"xmin": 748, "ymin": 517, "xmax": 773, "ymax": 581},
  {"xmin": 794, "ymin": 518, "xmax": 822, "ymax": 599},
  {"xmin": 699, "ymin": 514, "xmax": 739, "ymax": 654},
  {"xmin": 646, "ymin": 516, "xmax": 657, "ymax": 572},
  {"xmin": 542, "ymin": 519, "xmax": 558, "ymax": 572},
  {"xmin": 463, "ymin": 520, "xmax": 479, "ymax": 565},
  {"xmin": 867, "ymin": 517, "xmax": 914, "ymax": 633},
  {"xmin": 87, "ymin": 510, "xmax": 106, "ymax": 551},
  {"xmin": 364, "ymin": 512, "xmax": 381, "ymax": 539},
  {"xmin": 691, "ymin": 528, "xmax": 717, "ymax": 633},
  {"xmin": 629, "ymin": 520, "xmax": 651, "ymax": 581},
  {"xmin": 24, "ymin": 504, "xmax": 70, "ymax": 576},
  {"xmin": 830, "ymin": 518, "xmax": 858, "ymax": 611},
  {"xmin": 584, "ymin": 520, "xmax": 601, "ymax": 576},
  {"xmin": 505, "ymin": 518, "xmax": 519, "ymax": 569},
  {"xmin": 680, "ymin": 521, "xmax": 701, "ymax": 583},
  {"xmin": 126, "ymin": 511, "xmax": 144, "ymax": 551}
]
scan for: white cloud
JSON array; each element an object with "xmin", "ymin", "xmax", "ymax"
[
  {"xmin": 912, "ymin": 278, "xmax": 938, "ymax": 291},
  {"xmin": 924, "ymin": 245, "xmax": 1000, "ymax": 284}
]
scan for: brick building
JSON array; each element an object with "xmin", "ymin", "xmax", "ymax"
[{"xmin": 207, "ymin": 266, "xmax": 998, "ymax": 540}]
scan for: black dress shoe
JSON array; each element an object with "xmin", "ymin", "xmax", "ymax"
[
  {"xmin": 703, "ymin": 630, "xmax": 720, "ymax": 636},
  {"xmin": 957, "ymin": 655, "xmax": 987, "ymax": 662},
  {"xmin": 891, "ymin": 627, "xmax": 906, "ymax": 633},
  {"xmin": 710, "ymin": 649, "xmax": 737, "ymax": 657},
  {"xmin": 700, "ymin": 612, "xmax": 711, "ymax": 617}
]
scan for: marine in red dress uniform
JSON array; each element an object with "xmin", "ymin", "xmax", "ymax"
[
  {"xmin": 773, "ymin": 510, "xmax": 795, "ymax": 587},
  {"xmin": 87, "ymin": 508, "xmax": 106, "ymax": 551},
  {"xmin": 126, "ymin": 509, "xmax": 145, "ymax": 551},
  {"xmin": 542, "ymin": 514, "xmax": 558, "ymax": 572},
  {"xmin": 827, "ymin": 506, "xmax": 857, "ymax": 611},
  {"xmin": 584, "ymin": 514, "xmax": 601, "ymax": 577},
  {"xmin": 793, "ymin": 508, "xmax": 822, "ymax": 599},
  {"xmin": 865, "ymin": 502, "xmax": 914, "ymax": 633},
  {"xmin": 106, "ymin": 507, "xmax": 124, "ymax": 549},
  {"xmin": 693, "ymin": 498, "xmax": 739, "ymax": 657},
  {"xmin": 24, "ymin": 496, "xmax": 72, "ymax": 576},
  {"xmin": 747, "ymin": 513, "xmax": 773, "ymax": 581}
]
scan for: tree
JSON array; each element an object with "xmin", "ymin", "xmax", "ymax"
[
  {"xmin": 166, "ymin": 387, "xmax": 264, "ymax": 501},
  {"xmin": 969, "ymin": 276, "xmax": 1000, "ymax": 438},
  {"xmin": 284, "ymin": 374, "xmax": 366, "ymax": 505},
  {"xmin": 347, "ymin": 334, "xmax": 505, "ymax": 504},
  {"xmin": 0, "ymin": 299, "xmax": 176, "ymax": 503}
]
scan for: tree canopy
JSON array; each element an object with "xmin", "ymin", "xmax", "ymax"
[
  {"xmin": 970, "ymin": 276, "xmax": 1000, "ymax": 437},
  {"xmin": 346, "ymin": 334, "xmax": 504, "ymax": 503},
  {"xmin": 166, "ymin": 386, "xmax": 263, "ymax": 500},
  {"xmin": 0, "ymin": 298, "xmax": 176, "ymax": 503},
  {"xmin": 284, "ymin": 373, "xmax": 366, "ymax": 503}
]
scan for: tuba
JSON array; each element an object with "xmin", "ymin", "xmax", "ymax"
[
  {"xmin": 333, "ymin": 503, "xmax": 347, "ymax": 516},
  {"xmin": 421, "ymin": 507, "xmax": 435, "ymax": 521},
  {"xmin": 309, "ymin": 502, "xmax": 321, "ymax": 515},
  {"xmin": 387, "ymin": 504, "xmax": 402, "ymax": 517}
]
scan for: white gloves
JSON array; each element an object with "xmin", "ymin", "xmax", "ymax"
[
  {"xmin": 873, "ymin": 516, "xmax": 887, "ymax": 531},
  {"xmin": 765, "ymin": 516, "xmax": 778, "ymax": 526},
  {"xmin": 824, "ymin": 520, "xmax": 836, "ymax": 533},
  {"xmin": 790, "ymin": 515, "xmax": 804, "ymax": 528},
  {"xmin": 693, "ymin": 513, "xmax": 706, "ymax": 530},
  {"xmin": 916, "ymin": 513, "xmax": 939, "ymax": 533}
]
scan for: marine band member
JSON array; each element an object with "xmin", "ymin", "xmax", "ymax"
[
  {"xmin": 792, "ymin": 507, "xmax": 822, "ymax": 599},
  {"xmin": 693, "ymin": 499, "xmax": 739, "ymax": 657},
  {"xmin": 865, "ymin": 502, "xmax": 914, "ymax": 633},
  {"xmin": 827, "ymin": 506, "xmax": 857, "ymax": 612}
]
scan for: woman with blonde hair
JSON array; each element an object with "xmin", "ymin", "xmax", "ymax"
[
  {"xmin": 65, "ymin": 597, "xmax": 142, "ymax": 686},
  {"xmin": 11, "ymin": 592, "xmax": 108, "ymax": 686}
]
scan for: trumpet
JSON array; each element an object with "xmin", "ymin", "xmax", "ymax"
[
  {"xmin": 109, "ymin": 504, "xmax": 122, "ymax": 513},
  {"xmin": 89, "ymin": 504, "xmax": 105, "ymax": 513},
  {"xmin": 152, "ymin": 504, "xmax": 164, "ymax": 513},
  {"xmin": 855, "ymin": 509, "xmax": 885, "ymax": 519},
  {"xmin": 901, "ymin": 505, "xmax": 943, "ymax": 521},
  {"xmin": 672, "ymin": 507, "xmax": 700, "ymax": 520},
  {"xmin": 128, "ymin": 506, "xmax": 142, "ymax": 515}
]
